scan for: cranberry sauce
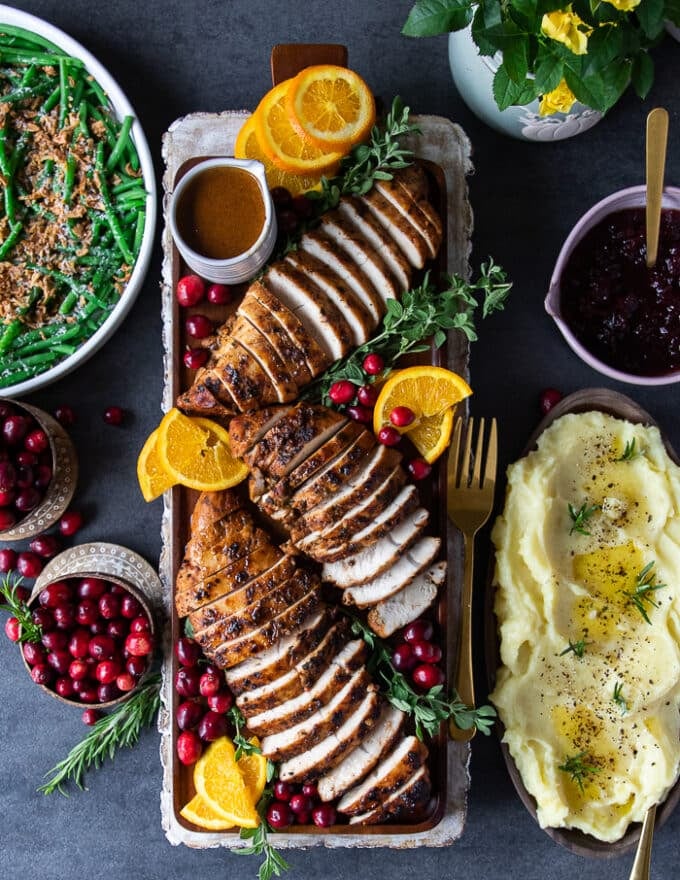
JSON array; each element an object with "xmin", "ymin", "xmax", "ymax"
[{"xmin": 560, "ymin": 207, "xmax": 680, "ymax": 375}]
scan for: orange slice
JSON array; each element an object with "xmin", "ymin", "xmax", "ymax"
[
  {"xmin": 286, "ymin": 64, "xmax": 376, "ymax": 151},
  {"xmin": 156, "ymin": 408, "xmax": 249, "ymax": 492},
  {"xmin": 234, "ymin": 114, "xmax": 323, "ymax": 195},
  {"xmin": 235, "ymin": 738, "xmax": 267, "ymax": 803},
  {"xmin": 373, "ymin": 366, "xmax": 472, "ymax": 463},
  {"xmin": 193, "ymin": 736, "xmax": 260, "ymax": 828},
  {"xmin": 136, "ymin": 427, "xmax": 176, "ymax": 501},
  {"xmin": 180, "ymin": 793, "xmax": 235, "ymax": 831},
  {"xmin": 252, "ymin": 78, "xmax": 343, "ymax": 175}
]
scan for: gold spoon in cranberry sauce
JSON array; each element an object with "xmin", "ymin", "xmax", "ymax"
[{"xmin": 645, "ymin": 107, "xmax": 669, "ymax": 269}]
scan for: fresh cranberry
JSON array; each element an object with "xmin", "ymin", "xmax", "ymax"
[
  {"xmin": 129, "ymin": 615, "xmax": 150, "ymax": 633},
  {"xmin": 47, "ymin": 650, "xmax": 72, "ymax": 675},
  {"xmin": 120, "ymin": 594, "xmax": 142, "ymax": 619},
  {"xmin": 89, "ymin": 634, "xmax": 116, "ymax": 660},
  {"xmin": 16, "ymin": 451, "xmax": 37, "ymax": 467},
  {"xmin": 17, "ymin": 551, "xmax": 42, "ymax": 578},
  {"xmin": 126, "ymin": 655, "xmax": 147, "ymax": 677},
  {"xmin": 68, "ymin": 659, "xmax": 89, "ymax": 681},
  {"xmin": 391, "ymin": 642, "xmax": 417, "ymax": 672},
  {"xmin": 107, "ymin": 619, "xmax": 127, "ymax": 640},
  {"xmin": 125, "ymin": 633, "xmax": 153, "ymax": 657},
  {"xmin": 3, "ymin": 414, "xmax": 30, "ymax": 445},
  {"xmin": 0, "ymin": 488, "xmax": 15, "ymax": 507},
  {"xmin": 0, "ymin": 508, "xmax": 16, "ymax": 530},
  {"xmin": 413, "ymin": 641, "xmax": 442, "ymax": 664},
  {"xmin": 31, "ymin": 663, "xmax": 53, "ymax": 686},
  {"xmin": 53, "ymin": 405, "xmax": 76, "ymax": 427},
  {"xmin": 89, "ymin": 620, "xmax": 108, "ymax": 635},
  {"xmin": 207, "ymin": 690, "xmax": 233, "ymax": 713},
  {"xmin": 39, "ymin": 581, "xmax": 72, "ymax": 608},
  {"xmin": 68, "ymin": 629, "xmax": 91, "ymax": 658},
  {"xmin": 197, "ymin": 710, "xmax": 228, "ymax": 741},
  {"xmin": 34, "ymin": 464, "xmax": 52, "ymax": 488},
  {"xmin": 176, "ymin": 700, "xmax": 203, "ymax": 731},
  {"xmin": 295, "ymin": 810, "xmax": 310, "ymax": 825},
  {"xmin": 328, "ymin": 380, "xmax": 356, "ymax": 405},
  {"xmin": 29, "ymin": 534, "xmax": 61, "ymax": 558},
  {"xmin": 273, "ymin": 780, "xmax": 294, "ymax": 802},
  {"xmin": 206, "ymin": 283, "xmax": 232, "ymax": 305},
  {"xmin": 403, "ymin": 619, "xmax": 434, "ymax": 643},
  {"xmin": 116, "ymin": 672, "xmax": 137, "ymax": 692},
  {"xmin": 59, "ymin": 510, "xmax": 83, "ymax": 536},
  {"xmin": 109, "ymin": 583, "xmax": 126, "ymax": 595},
  {"xmin": 80, "ymin": 685, "xmax": 101, "ymax": 704},
  {"xmin": 97, "ymin": 682, "xmax": 120, "ymax": 703},
  {"xmin": 77, "ymin": 577, "xmax": 107, "ymax": 599},
  {"xmin": 412, "ymin": 664, "xmax": 444, "ymax": 690},
  {"xmin": 176, "ymin": 730, "xmax": 202, "ymax": 765},
  {"xmin": 176, "ymin": 275, "xmax": 205, "ymax": 308},
  {"xmin": 347, "ymin": 405, "xmax": 372, "ymax": 423},
  {"xmin": 31, "ymin": 607, "xmax": 54, "ymax": 632},
  {"xmin": 53, "ymin": 603, "xmax": 76, "ymax": 629},
  {"xmin": 175, "ymin": 638, "xmax": 200, "ymax": 667},
  {"xmin": 270, "ymin": 187, "xmax": 292, "ymax": 209},
  {"xmin": 390, "ymin": 406, "xmax": 415, "ymax": 428},
  {"xmin": 199, "ymin": 671, "xmax": 222, "ymax": 697},
  {"xmin": 362, "ymin": 353, "xmax": 384, "ymax": 376},
  {"xmin": 76, "ymin": 599, "xmax": 99, "ymax": 626},
  {"xmin": 14, "ymin": 584, "xmax": 30, "ymax": 602},
  {"xmin": 407, "ymin": 458, "xmax": 432, "ymax": 481},
  {"xmin": 357, "ymin": 384, "xmax": 378, "ymax": 407},
  {"xmin": 0, "ymin": 548, "xmax": 17, "ymax": 572},
  {"xmin": 41, "ymin": 629, "xmax": 68, "ymax": 651},
  {"xmin": 175, "ymin": 666, "xmax": 201, "ymax": 698},
  {"xmin": 377, "ymin": 425, "xmax": 401, "ymax": 446},
  {"xmin": 277, "ymin": 209, "xmax": 298, "ymax": 234},
  {"xmin": 24, "ymin": 429, "xmax": 49, "ymax": 453},
  {"xmin": 185, "ymin": 314, "xmax": 213, "ymax": 339},
  {"xmin": 82, "ymin": 708, "xmax": 101, "ymax": 725},
  {"xmin": 95, "ymin": 660, "xmax": 121, "ymax": 684},
  {"xmin": 4, "ymin": 616, "xmax": 20, "ymax": 642},
  {"xmin": 15, "ymin": 465, "xmax": 35, "ymax": 489},
  {"xmin": 23, "ymin": 641, "xmax": 46, "ymax": 665},
  {"xmin": 539, "ymin": 388, "xmax": 563, "ymax": 415},
  {"xmin": 311, "ymin": 804, "xmax": 336, "ymax": 827},
  {"xmin": 289, "ymin": 794, "xmax": 313, "ymax": 814},
  {"xmin": 103, "ymin": 406, "xmax": 125, "ymax": 426},
  {"xmin": 98, "ymin": 592, "xmax": 121, "ymax": 620},
  {"xmin": 183, "ymin": 348, "xmax": 209, "ymax": 370},
  {"xmin": 0, "ymin": 460, "xmax": 16, "ymax": 491},
  {"xmin": 291, "ymin": 194, "xmax": 315, "ymax": 219},
  {"xmin": 301, "ymin": 781, "xmax": 318, "ymax": 798},
  {"xmin": 266, "ymin": 802, "xmax": 293, "ymax": 830},
  {"xmin": 15, "ymin": 487, "xmax": 42, "ymax": 513},
  {"xmin": 55, "ymin": 676, "xmax": 75, "ymax": 699}
]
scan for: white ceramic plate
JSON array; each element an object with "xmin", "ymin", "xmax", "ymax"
[{"xmin": 0, "ymin": 5, "xmax": 157, "ymax": 396}]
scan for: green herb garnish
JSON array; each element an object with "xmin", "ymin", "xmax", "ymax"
[
  {"xmin": 558, "ymin": 751, "xmax": 601, "ymax": 793},
  {"xmin": 0, "ymin": 572, "xmax": 42, "ymax": 644},
  {"xmin": 559, "ymin": 638, "xmax": 588, "ymax": 658},
  {"xmin": 303, "ymin": 261, "xmax": 511, "ymax": 405},
  {"xmin": 234, "ymin": 785, "xmax": 291, "ymax": 880},
  {"xmin": 622, "ymin": 561, "xmax": 667, "ymax": 624},
  {"xmin": 347, "ymin": 613, "xmax": 496, "ymax": 738},
  {"xmin": 613, "ymin": 681, "xmax": 628, "ymax": 715},
  {"xmin": 568, "ymin": 502, "xmax": 600, "ymax": 536},
  {"xmin": 228, "ymin": 705, "xmax": 263, "ymax": 761},
  {"xmin": 615, "ymin": 439, "xmax": 643, "ymax": 462},
  {"xmin": 39, "ymin": 673, "xmax": 161, "ymax": 795}
]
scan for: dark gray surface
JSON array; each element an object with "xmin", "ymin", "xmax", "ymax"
[{"xmin": 1, "ymin": 1, "xmax": 679, "ymax": 878}]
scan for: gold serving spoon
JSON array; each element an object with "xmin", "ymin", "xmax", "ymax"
[
  {"xmin": 645, "ymin": 107, "xmax": 669, "ymax": 269},
  {"xmin": 628, "ymin": 803, "xmax": 656, "ymax": 880}
]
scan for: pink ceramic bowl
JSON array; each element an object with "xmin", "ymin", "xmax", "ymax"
[{"xmin": 545, "ymin": 185, "xmax": 680, "ymax": 385}]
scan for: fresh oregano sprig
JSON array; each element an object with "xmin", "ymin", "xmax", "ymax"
[
  {"xmin": 228, "ymin": 705, "xmax": 263, "ymax": 761},
  {"xmin": 39, "ymin": 673, "xmax": 161, "ymax": 795},
  {"xmin": 234, "ymin": 784, "xmax": 291, "ymax": 880},
  {"xmin": 303, "ymin": 260, "xmax": 511, "ymax": 405},
  {"xmin": 0, "ymin": 572, "xmax": 42, "ymax": 644},
  {"xmin": 347, "ymin": 613, "xmax": 496, "ymax": 739}
]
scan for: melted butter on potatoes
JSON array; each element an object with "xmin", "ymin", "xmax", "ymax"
[{"xmin": 491, "ymin": 411, "xmax": 680, "ymax": 842}]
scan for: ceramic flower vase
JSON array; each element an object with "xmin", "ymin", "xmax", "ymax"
[{"xmin": 448, "ymin": 27, "xmax": 603, "ymax": 142}]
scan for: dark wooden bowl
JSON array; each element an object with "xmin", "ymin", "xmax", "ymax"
[{"xmin": 484, "ymin": 387, "xmax": 680, "ymax": 858}]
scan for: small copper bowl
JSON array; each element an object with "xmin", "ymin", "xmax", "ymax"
[
  {"xmin": 0, "ymin": 398, "xmax": 78, "ymax": 541},
  {"xmin": 25, "ymin": 542, "xmax": 161, "ymax": 710}
]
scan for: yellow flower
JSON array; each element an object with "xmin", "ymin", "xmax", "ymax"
[
  {"xmin": 600, "ymin": 0, "xmax": 641, "ymax": 9},
  {"xmin": 541, "ymin": 8, "xmax": 591, "ymax": 55},
  {"xmin": 539, "ymin": 80, "xmax": 577, "ymax": 116}
]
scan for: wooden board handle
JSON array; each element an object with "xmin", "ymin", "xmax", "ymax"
[{"xmin": 270, "ymin": 43, "xmax": 348, "ymax": 85}]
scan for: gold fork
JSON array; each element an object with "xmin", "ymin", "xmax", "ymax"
[{"xmin": 447, "ymin": 416, "xmax": 498, "ymax": 742}]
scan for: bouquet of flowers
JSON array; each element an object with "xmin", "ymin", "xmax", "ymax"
[{"xmin": 403, "ymin": 0, "xmax": 680, "ymax": 116}]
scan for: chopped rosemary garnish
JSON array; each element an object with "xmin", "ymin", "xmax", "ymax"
[
  {"xmin": 622, "ymin": 561, "xmax": 667, "ymax": 624},
  {"xmin": 234, "ymin": 785, "xmax": 291, "ymax": 880},
  {"xmin": 39, "ymin": 673, "xmax": 161, "ymax": 795},
  {"xmin": 346, "ymin": 613, "xmax": 496, "ymax": 738},
  {"xmin": 558, "ymin": 751, "xmax": 601, "ymax": 793},
  {"xmin": 559, "ymin": 638, "xmax": 588, "ymax": 658},
  {"xmin": 613, "ymin": 681, "xmax": 628, "ymax": 715},
  {"xmin": 568, "ymin": 502, "xmax": 600, "ymax": 536},
  {"xmin": 0, "ymin": 572, "xmax": 42, "ymax": 644},
  {"xmin": 228, "ymin": 705, "xmax": 263, "ymax": 761},
  {"xmin": 615, "ymin": 439, "xmax": 643, "ymax": 462}
]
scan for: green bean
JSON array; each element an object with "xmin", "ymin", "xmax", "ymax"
[
  {"xmin": 58, "ymin": 58, "xmax": 69, "ymax": 128},
  {"xmin": 86, "ymin": 103, "xmax": 117, "ymax": 148},
  {"xmin": 17, "ymin": 287, "xmax": 42, "ymax": 317},
  {"xmin": 0, "ymin": 319, "xmax": 23, "ymax": 355},
  {"xmin": 76, "ymin": 98, "xmax": 89, "ymax": 139},
  {"xmin": 40, "ymin": 84, "xmax": 60, "ymax": 114},
  {"xmin": 106, "ymin": 114, "xmax": 133, "ymax": 172},
  {"xmin": 0, "ymin": 47, "xmax": 83, "ymax": 67},
  {"xmin": 132, "ymin": 210, "xmax": 146, "ymax": 255},
  {"xmin": 63, "ymin": 153, "xmax": 77, "ymax": 203},
  {"xmin": 0, "ymin": 24, "xmax": 63, "ymax": 54},
  {"xmin": 0, "ymin": 80, "xmax": 52, "ymax": 104},
  {"xmin": 58, "ymin": 291, "xmax": 78, "ymax": 315},
  {"xmin": 0, "ymin": 220, "xmax": 22, "ymax": 259},
  {"xmin": 95, "ymin": 142, "xmax": 133, "ymax": 263},
  {"xmin": 14, "ymin": 324, "xmax": 83, "ymax": 355},
  {"xmin": 0, "ymin": 367, "xmax": 39, "ymax": 385},
  {"xmin": 82, "ymin": 74, "xmax": 108, "ymax": 109},
  {"xmin": 112, "ymin": 178, "xmax": 145, "ymax": 195}
]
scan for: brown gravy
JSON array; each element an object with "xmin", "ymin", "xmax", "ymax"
[{"xmin": 177, "ymin": 165, "xmax": 265, "ymax": 259}]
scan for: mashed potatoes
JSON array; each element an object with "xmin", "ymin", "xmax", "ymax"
[{"xmin": 491, "ymin": 411, "xmax": 680, "ymax": 842}]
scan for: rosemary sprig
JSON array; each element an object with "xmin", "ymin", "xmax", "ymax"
[
  {"xmin": 622, "ymin": 561, "xmax": 667, "ymax": 625},
  {"xmin": 558, "ymin": 751, "xmax": 601, "ymax": 793},
  {"xmin": 38, "ymin": 673, "xmax": 161, "ymax": 795},
  {"xmin": 228, "ymin": 705, "xmax": 263, "ymax": 761},
  {"xmin": 234, "ymin": 786, "xmax": 291, "ymax": 880},
  {"xmin": 347, "ymin": 614, "xmax": 496, "ymax": 738},
  {"xmin": 568, "ymin": 501, "xmax": 600, "ymax": 536},
  {"xmin": 303, "ymin": 260, "xmax": 511, "ymax": 405},
  {"xmin": 0, "ymin": 572, "xmax": 41, "ymax": 644},
  {"xmin": 559, "ymin": 638, "xmax": 588, "ymax": 658},
  {"xmin": 613, "ymin": 681, "xmax": 628, "ymax": 714},
  {"xmin": 615, "ymin": 438, "xmax": 643, "ymax": 462}
]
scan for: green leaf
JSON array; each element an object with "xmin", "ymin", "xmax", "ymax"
[
  {"xmin": 636, "ymin": 0, "xmax": 666, "ymax": 39},
  {"xmin": 666, "ymin": 0, "xmax": 680, "ymax": 24},
  {"xmin": 500, "ymin": 31, "xmax": 531, "ymax": 82},
  {"xmin": 631, "ymin": 50, "xmax": 654, "ymax": 99},
  {"xmin": 492, "ymin": 63, "xmax": 538, "ymax": 109},
  {"xmin": 402, "ymin": 0, "xmax": 474, "ymax": 36},
  {"xmin": 533, "ymin": 50, "xmax": 564, "ymax": 96}
]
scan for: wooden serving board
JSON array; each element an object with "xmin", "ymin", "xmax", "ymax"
[{"xmin": 157, "ymin": 45, "xmax": 474, "ymax": 850}]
